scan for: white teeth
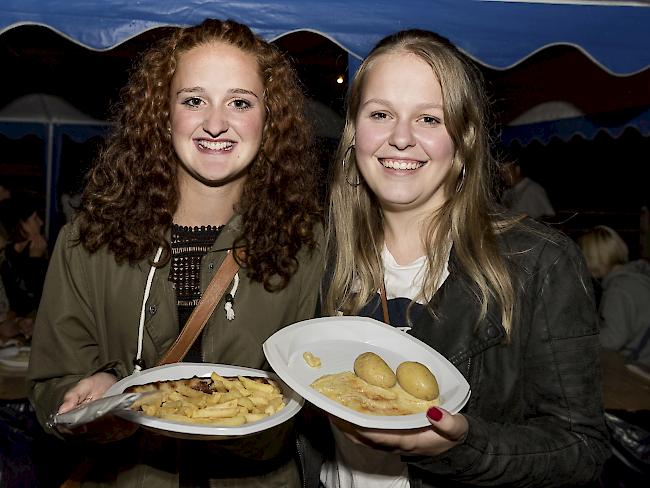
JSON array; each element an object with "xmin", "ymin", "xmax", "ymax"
[
  {"xmin": 380, "ymin": 159, "xmax": 424, "ymax": 170},
  {"xmin": 198, "ymin": 140, "xmax": 234, "ymax": 151}
]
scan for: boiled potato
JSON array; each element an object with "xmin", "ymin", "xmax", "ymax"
[
  {"xmin": 354, "ymin": 352, "xmax": 397, "ymax": 388},
  {"xmin": 396, "ymin": 361, "xmax": 439, "ymax": 401}
]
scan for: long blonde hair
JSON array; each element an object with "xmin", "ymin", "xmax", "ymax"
[{"xmin": 324, "ymin": 29, "xmax": 518, "ymax": 334}]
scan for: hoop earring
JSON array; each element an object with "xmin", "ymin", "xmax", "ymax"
[
  {"xmin": 455, "ymin": 165, "xmax": 466, "ymax": 193},
  {"xmin": 342, "ymin": 145, "xmax": 360, "ymax": 187}
]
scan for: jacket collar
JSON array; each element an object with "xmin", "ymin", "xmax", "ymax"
[{"xmin": 409, "ymin": 245, "xmax": 506, "ymax": 367}]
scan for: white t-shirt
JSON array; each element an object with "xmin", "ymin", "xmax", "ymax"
[{"xmin": 320, "ymin": 246, "xmax": 449, "ymax": 488}]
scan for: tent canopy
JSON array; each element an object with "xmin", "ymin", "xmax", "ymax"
[
  {"xmin": 0, "ymin": 93, "xmax": 107, "ymax": 139},
  {"xmin": 1, "ymin": 1, "xmax": 649, "ymax": 212},
  {"xmin": 501, "ymin": 100, "xmax": 650, "ymax": 145},
  {"xmin": 1, "ymin": 0, "xmax": 650, "ymax": 75},
  {"xmin": 0, "ymin": 94, "xmax": 110, "ymax": 239},
  {"xmin": 3, "ymin": 0, "xmax": 650, "ymax": 146}
]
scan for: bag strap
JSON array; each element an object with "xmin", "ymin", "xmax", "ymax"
[{"xmin": 157, "ymin": 250, "xmax": 241, "ymax": 365}]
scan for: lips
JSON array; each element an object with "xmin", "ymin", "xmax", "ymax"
[
  {"xmin": 379, "ymin": 158, "xmax": 426, "ymax": 170},
  {"xmin": 196, "ymin": 139, "xmax": 235, "ymax": 151}
]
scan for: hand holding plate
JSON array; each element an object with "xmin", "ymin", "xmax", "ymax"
[{"xmin": 330, "ymin": 406, "xmax": 468, "ymax": 457}]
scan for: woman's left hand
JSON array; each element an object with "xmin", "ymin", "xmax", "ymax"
[{"xmin": 331, "ymin": 406, "xmax": 468, "ymax": 457}]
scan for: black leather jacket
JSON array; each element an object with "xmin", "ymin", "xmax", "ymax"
[{"xmin": 299, "ymin": 219, "xmax": 610, "ymax": 487}]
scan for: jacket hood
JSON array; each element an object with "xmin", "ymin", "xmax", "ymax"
[{"xmin": 603, "ymin": 259, "xmax": 650, "ymax": 289}]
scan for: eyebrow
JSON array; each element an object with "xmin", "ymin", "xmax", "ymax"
[
  {"xmin": 362, "ymin": 98, "xmax": 443, "ymax": 111},
  {"xmin": 230, "ymin": 88, "xmax": 260, "ymax": 99},
  {"xmin": 175, "ymin": 87, "xmax": 260, "ymax": 99}
]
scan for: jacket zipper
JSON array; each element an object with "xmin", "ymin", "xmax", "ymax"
[{"xmin": 295, "ymin": 435, "xmax": 307, "ymax": 488}]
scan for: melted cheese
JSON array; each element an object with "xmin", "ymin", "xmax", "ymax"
[{"xmin": 311, "ymin": 371, "xmax": 439, "ymax": 416}]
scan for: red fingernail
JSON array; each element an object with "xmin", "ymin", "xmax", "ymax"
[{"xmin": 427, "ymin": 407, "xmax": 443, "ymax": 422}]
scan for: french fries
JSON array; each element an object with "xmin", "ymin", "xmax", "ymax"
[{"xmin": 127, "ymin": 374, "xmax": 285, "ymax": 425}]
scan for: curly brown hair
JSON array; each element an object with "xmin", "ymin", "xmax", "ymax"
[{"xmin": 76, "ymin": 19, "xmax": 321, "ymax": 290}]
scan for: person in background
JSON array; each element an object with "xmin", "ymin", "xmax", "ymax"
[
  {"xmin": 0, "ymin": 192, "xmax": 48, "ymax": 318},
  {"xmin": 0, "ymin": 182, "xmax": 14, "ymax": 263},
  {"xmin": 500, "ymin": 159, "xmax": 555, "ymax": 220},
  {"xmin": 0, "ymin": 184, "xmax": 43, "ymax": 488},
  {"xmin": 28, "ymin": 18, "xmax": 322, "ymax": 487},
  {"xmin": 60, "ymin": 192, "xmax": 82, "ymax": 225},
  {"xmin": 579, "ymin": 225, "xmax": 650, "ymax": 366},
  {"xmin": 59, "ymin": 162, "xmax": 88, "ymax": 225},
  {"xmin": 0, "ymin": 277, "xmax": 34, "ymax": 343},
  {"xmin": 301, "ymin": 28, "xmax": 609, "ymax": 487},
  {"xmin": 0, "ymin": 184, "xmax": 10, "ymax": 202},
  {"xmin": 0, "ymin": 274, "xmax": 10, "ymax": 315}
]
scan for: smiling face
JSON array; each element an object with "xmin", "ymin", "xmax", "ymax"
[
  {"xmin": 169, "ymin": 41, "xmax": 265, "ymax": 190},
  {"xmin": 354, "ymin": 51, "xmax": 455, "ymax": 216}
]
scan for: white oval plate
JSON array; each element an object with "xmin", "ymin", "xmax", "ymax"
[
  {"xmin": 0, "ymin": 346, "xmax": 30, "ymax": 369},
  {"xmin": 263, "ymin": 316, "xmax": 470, "ymax": 429},
  {"xmin": 105, "ymin": 363, "xmax": 303, "ymax": 439}
]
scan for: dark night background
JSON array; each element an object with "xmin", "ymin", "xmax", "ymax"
[{"xmin": 1, "ymin": 25, "xmax": 649, "ymax": 255}]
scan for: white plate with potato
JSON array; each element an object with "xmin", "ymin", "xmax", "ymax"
[
  {"xmin": 263, "ymin": 316, "xmax": 470, "ymax": 429},
  {"xmin": 104, "ymin": 363, "xmax": 303, "ymax": 439}
]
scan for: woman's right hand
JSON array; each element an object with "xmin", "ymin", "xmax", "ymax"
[
  {"xmin": 56, "ymin": 372, "xmax": 139, "ymax": 442},
  {"xmin": 58, "ymin": 372, "xmax": 117, "ymax": 414}
]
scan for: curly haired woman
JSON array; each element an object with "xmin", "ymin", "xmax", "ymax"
[{"xmin": 28, "ymin": 19, "xmax": 322, "ymax": 487}]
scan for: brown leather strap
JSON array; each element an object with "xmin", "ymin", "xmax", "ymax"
[
  {"xmin": 157, "ymin": 251, "xmax": 240, "ymax": 365},
  {"xmin": 379, "ymin": 280, "xmax": 390, "ymax": 326}
]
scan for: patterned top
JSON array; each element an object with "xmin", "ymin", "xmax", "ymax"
[{"xmin": 169, "ymin": 224, "xmax": 223, "ymax": 362}]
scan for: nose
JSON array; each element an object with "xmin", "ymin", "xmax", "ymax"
[
  {"xmin": 388, "ymin": 118, "xmax": 416, "ymax": 150},
  {"xmin": 203, "ymin": 106, "xmax": 229, "ymax": 138}
]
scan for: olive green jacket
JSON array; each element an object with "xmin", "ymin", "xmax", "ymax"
[{"xmin": 28, "ymin": 216, "xmax": 323, "ymax": 487}]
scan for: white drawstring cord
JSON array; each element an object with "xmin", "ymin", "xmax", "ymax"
[
  {"xmin": 225, "ymin": 271, "xmax": 239, "ymax": 320},
  {"xmin": 133, "ymin": 246, "xmax": 164, "ymax": 374}
]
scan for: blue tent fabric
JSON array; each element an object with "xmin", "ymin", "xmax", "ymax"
[
  {"xmin": 49, "ymin": 124, "xmax": 109, "ymax": 238},
  {"xmin": 0, "ymin": 121, "xmax": 105, "ymax": 143},
  {"xmin": 2, "ymin": 1, "xmax": 650, "ymax": 234},
  {"xmin": 0, "ymin": 94, "xmax": 110, "ymax": 240},
  {"xmin": 1, "ymin": 0, "xmax": 650, "ymax": 75},
  {"xmin": 501, "ymin": 105, "xmax": 650, "ymax": 145},
  {"xmin": 0, "ymin": 122, "xmax": 46, "ymax": 140}
]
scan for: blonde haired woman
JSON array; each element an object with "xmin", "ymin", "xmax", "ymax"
[
  {"xmin": 299, "ymin": 29, "xmax": 609, "ymax": 487},
  {"xmin": 579, "ymin": 225, "xmax": 630, "ymax": 279},
  {"xmin": 579, "ymin": 225, "xmax": 650, "ymax": 365}
]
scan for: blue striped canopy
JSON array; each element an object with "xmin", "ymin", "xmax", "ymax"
[{"xmin": 1, "ymin": 0, "xmax": 649, "ymax": 75}]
